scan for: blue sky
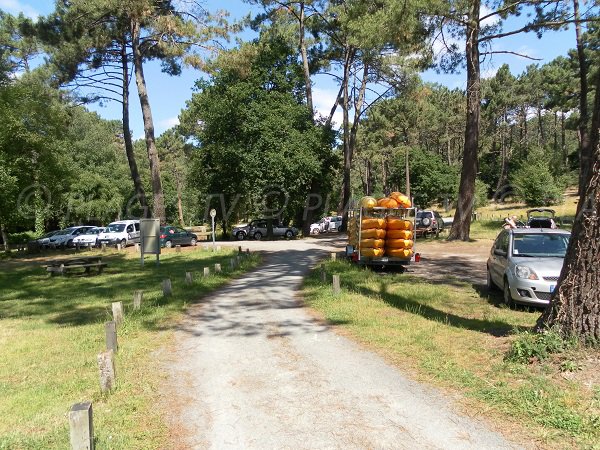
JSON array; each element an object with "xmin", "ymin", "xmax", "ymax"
[{"xmin": 2, "ymin": 0, "xmax": 581, "ymax": 138}]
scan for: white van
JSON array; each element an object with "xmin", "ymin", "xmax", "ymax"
[{"xmin": 98, "ymin": 220, "xmax": 140, "ymax": 247}]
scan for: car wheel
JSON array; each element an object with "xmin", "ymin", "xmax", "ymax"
[
  {"xmin": 503, "ymin": 279, "xmax": 514, "ymax": 307},
  {"xmin": 486, "ymin": 267, "xmax": 497, "ymax": 291},
  {"xmin": 67, "ymin": 239, "xmax": 73, "ymax": 247},
  {"xmin": 165, "ymin": 240, "xmax": 172, "ymax": 248},
  {"xmin": 285, "ymin": 230, "xmax": 293, "ymax": 239},
  {"xmin": 190, "ymin": 238, "xmax": 197, "ymax": 246},
  {"xmin": 120, "ymin": 238, "xmax": 127, "ymax": 247},
  {"xmin": 236, "ymin": 231, "xmax": 246, "ymax": 241},
  {"xmin": 254, "ymin": 231, "xmax": 263, "ymax": 240}
]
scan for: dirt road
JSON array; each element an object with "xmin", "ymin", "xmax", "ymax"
[{"xmin": 164, "ymin": 236, "xmax": 520, "ymax": 449}]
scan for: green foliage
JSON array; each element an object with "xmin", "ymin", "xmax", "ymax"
[
  {"xmin": 505, "ymin": 329, "xmax": 578, "ymax": 364},
  {"xmin": 179, "ymin": 36, "xmax": 336, "ymax": 229},
  {"xmin": 511, "ymin": 149, "xmax": 565, "ymax": 206},
  {"xmin": 390, "ymin": 146, "xmax": 459, "ymax": 208},
  {"xmin": 473, "ymin": 178, "xmax": 490, "ymax": 209}
]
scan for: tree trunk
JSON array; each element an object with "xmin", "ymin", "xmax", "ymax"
[
  {"xmin": 131, "ymin": 19, "xmax": 166, "ymax": 224},
  {"xmin": 537, "ymin": 54, "xmax": 600, "ymax": 341},
  {"xmin": 574, "ymin": 0, "xmax": 591, "ymax": 198},
  {"xmin": 299, "ymin": 2, "xmax": 313, "ymax": 115},
  {"xmin": 562, "ymin": 112, "xmax": 567, "ymax": 167},
  {"xmin": 340, "ymin": 46, "xmax": 355, "ymax": 230},
  {"xmin": 448, "ymin": 0, "xmax": 480, "ymax": 241},
  {"xmin": 0, "ymin": 221, "xmax": 9, "ymax": 252},
  {"xmin": 120, "ymin": 41, "xmax": 149, "ymax": 218},
  {"xmin": 176, "ymin": 173, "xmax": 185, "ymax": 227}
]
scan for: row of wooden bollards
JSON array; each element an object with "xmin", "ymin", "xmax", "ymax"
[{"xmin": 68, "ymin": 249, "xmax": 252, "ymax": 449}]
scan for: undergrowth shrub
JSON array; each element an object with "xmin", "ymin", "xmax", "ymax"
[{"xmin": 505, "ymin": 328, "xmax": 578, "ymax": 363}]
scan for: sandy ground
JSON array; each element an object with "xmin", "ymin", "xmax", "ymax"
[{"xmin": 162, "ymin": 235, "xmax": 522, "ymax": 449}]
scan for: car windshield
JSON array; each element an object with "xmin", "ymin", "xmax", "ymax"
[
  {"xmin": 416, "ymin": 212, "xmax": 430, "ymax": 218},
  {"xmin": 106, "ymin": 224, "xmax": 126, "ymax": 233},
  {"xmin": 56, "ymin": 229, "xmax": 74, "ymax": 236},
  {"xmin": 512, "ymin": 233, "xmax": 569, "ymax": 258},
  {"xmin": 83, "ymin": 228, "xmax": 98, "ymax": 235}
]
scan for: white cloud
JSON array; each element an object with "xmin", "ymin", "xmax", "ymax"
[
  {"xmin": 313, "ymin": 87, "xmax": 343, "ymax": 129},
  {"xmin": 480, "ymin": 4, "xmax": 500, "ymax": 28},
  {"xmin": 481, "ymin": 67, "xmax": 498, "ymax": 79},
  {"xmin": 0, "ymin": 0, "xmax": 39, "ymax": 19},
  {"xmin": 159, "ymin": 116, "xmax": 180, "ymax": 129}
]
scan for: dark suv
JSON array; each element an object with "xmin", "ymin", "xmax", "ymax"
[{"xmin": 415, "ymin": 210, "xmax": 445, "ymax": 238}]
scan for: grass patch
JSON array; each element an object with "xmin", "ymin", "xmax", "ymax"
[
  {"xmin": 303, "ymin": 260, "xmax": 600, "ymax": 449},
  {"xmin": 0, "ymin": 247, "xmax": 260, "ymax": 448}
]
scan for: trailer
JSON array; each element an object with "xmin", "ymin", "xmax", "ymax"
[{"xmin": 345, "ymin": 205, "xmax": 419, "ymax": 269}]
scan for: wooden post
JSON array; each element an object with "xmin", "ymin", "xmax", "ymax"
[
  {"xmin": 214, "ymin": 263, "xmax": 221, "ymax": 273},
  {"xmin": 162, "ymin": 279, "xmax": 172, "ymax": 296},
  {"xmin": 185, "ymin": 272, "xmax": 193, "ymax": 285},
  {"xmin": 246, "ymin": 248, "xmax": 250, "ymax": 254},
  {"xmin": 230, "ymin": 258, "xmax": 236, "ymax": 269},
  {"xmin": 216, "ymin": 245, "xmax": 222, "ymax": 252},
  {"xmin": 203, "ymin": 267, "xmax": 210, "ymax": 277},
  {"xmin": 238, "ymin": 245, "xmax": 242, "ymax": 253},
  {"xmin": 320, "ymin": 264, "xmax": 326, "ymax": 282},
  {"xmin": 331, "ymin": 252, "xmax": 337, "ymax": 261},
  {"xmin": 175, "ymin": 245, "xmax": 181, "ymax": 253},
  {"xmin": 69, "ymin": 401, "xmax": 94, "ymax": 450},
  {"xmin": 75, "ymin": 243, "xmax": 80, "ymax": 252},
  {"xmin": 105, "ymin": 321, "xmax": 117, "ymax": 352},
  {"xmin": 116, "ymin": 243, "xmax": 122, "ymax": 251},
  {"xmin": 97, "ymin": 350, "xmax": 116, "ymax": 393},
  {"xmin": 332, "ymin": 275, "xmax": 341, "ymax": 295},
  {"xmin": 134, "ymin": 243, "xmax": 140, "ymax": 253},
  {"xmin": 111, "ymin": 302, "xmax": 123, "ymax": 325},
  {"xmin": 101, "ymin": 243, "xmax": 106, "ymax": 252},
  {"xmin": 133, "ymin": 290, "xmax": 143, "ymax": 310}
]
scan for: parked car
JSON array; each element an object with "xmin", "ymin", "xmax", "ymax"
[
  {"xmin": 232, "ymin": 219, "xmax": 298, "ymax": 240},
  {"xmin": 415, "ymin": 210, "xmax": 445, "ymax": 237},
  {"xmin": 527, "ymin": 208, "xmax": 558, "ymax": 229},
  {"xmin": 320, "ymin": 216, "xmax": 343, "ymax": 233},
  {"xmin": 33, "ymin": 230, "xmax": 60, "ymax": 248},
  {"xmin": 98, "ymin": 220, "xmax": 140, "ymax": 247},
  {"xmin": 72, "ymin": 227, "xmax": 105, "ymax": 248},
  {"xmin": 159, "ymin": 226, "xmax": 198, "ymax": 248},
  {"xmin": 487, "ymin": 228, "xmax": 571, "ymax": 307},
  {"xmin": 309, "ymin": 222, "xmax": 321, "ymax": 235},
  {"xmin": 48, "ymin": 226, "xmax": 96, "ymax": 248}
]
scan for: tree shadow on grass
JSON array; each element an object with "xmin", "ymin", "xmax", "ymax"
[{"xmin": 350, "ymin": 280, "xmax": 526, "ymax": 337}]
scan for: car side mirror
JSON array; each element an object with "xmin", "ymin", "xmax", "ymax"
[{"xmin": 494, "ymin": 249, "xmax": 507, "ymax": 257}]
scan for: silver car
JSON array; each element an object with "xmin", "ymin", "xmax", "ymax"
[{"xmin": 486, "ymin": 228, "xmax": 571, "ymax": 307}]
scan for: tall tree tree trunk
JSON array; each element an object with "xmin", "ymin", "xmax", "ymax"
[
  {"xmin": 536, "ymin": 59, "xmax": 600, "ymax": 341},
  {"xmin": 299, "ymin": 2, "xmax": 313, "ymax": 115},
  {"xmin": 448, "ymin": 0, "xmax": 480, "ymax": 241},
  {"xmin": 120, "ymin": 41, "xmax": 149, "ymax": 218},
  {"xmin": 176, "ymin": 173, "xmax": 185, "ymax": 227},
  {"xmin": 131, "ymin": 19, "xmax": 166, "ymax": 224},
  {"xmin": 340, "ymin": 46, "xmax": 355, "ymax": 230},
  {"xmin": 0, "ymin": 221, "xmax": 9, "ymax": 252},
  {"xmin": 574, "ymin": 0, "xmax": 591, "ymax": 198}
]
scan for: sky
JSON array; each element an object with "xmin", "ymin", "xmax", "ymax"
[{"xmin": 2, "ymin": 0, "xmax": 583, "ymax": 138}]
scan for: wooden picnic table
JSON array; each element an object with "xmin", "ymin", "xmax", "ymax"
[{"xmin": 44, "ymin": 256, "xmax": 107, "ymax": 276}]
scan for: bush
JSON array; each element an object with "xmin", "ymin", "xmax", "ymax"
[
  {"xmin": 505, "ymin": 328, "xmax": 578, "ymax": 364},
  {"xmin": 511, "ymin": 151, "xmax": 564, "ymax": 206},
  {"xmin": 474, "ymin": 178, "xmax": 490, "ymax": 209}
]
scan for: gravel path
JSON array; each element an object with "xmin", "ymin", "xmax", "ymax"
[{"xmin": 165, "ymin": 237, "xmax": 520, "ymax": 449}]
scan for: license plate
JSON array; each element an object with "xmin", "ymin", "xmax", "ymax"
[{"xmin": 550, "ymin": 285, "xmax": 555, "ymax": 293}]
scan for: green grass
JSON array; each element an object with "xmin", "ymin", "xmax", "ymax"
[
  {"xmin": 0, "ymin": 247, "xmax": 260, "ymax": 449},
  {"xmin": 303, "ymin": 260, "xmax": 600, "ymax": 449}
]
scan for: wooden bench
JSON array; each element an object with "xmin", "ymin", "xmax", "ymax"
[{"xmin": 46, "ymin": 262, "xmax": 107, "ymax": 276}]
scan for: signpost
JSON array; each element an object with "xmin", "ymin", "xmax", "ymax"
[
  {"xmin": 140, "ymin": 218, "xmax": 161, "ymax": 266},
  {"xmin": 210, "ymin": 209, "xmax": 216, "ymax": 251}
]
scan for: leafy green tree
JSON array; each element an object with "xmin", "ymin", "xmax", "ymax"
[
  {"xmin": 511, "ymin": 149, "xmax": 564, "ymax": 206},
  {"xmin": 179, "ymin": 37, "xmax": 335, "ymax": 235},
  {"xmin": 389, "ymin": 147, "xmax": 459, "ymax": 208}
]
